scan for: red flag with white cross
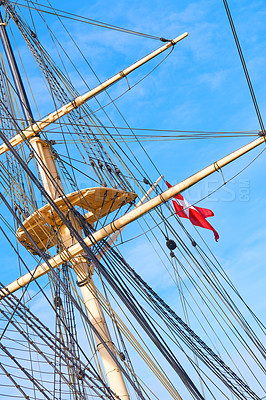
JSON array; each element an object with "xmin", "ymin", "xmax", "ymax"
[{"xmin": 166, "ymin": 182, "xmax": 219, "ymax": 242}]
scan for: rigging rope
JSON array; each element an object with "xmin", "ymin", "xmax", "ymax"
[
  {"xmin": 0, "ymin": 2, "xmax": 264, "ymax": 396},
  {"xmin": 91, "ymin": 239, "xmax": 261, "ymax": 400},
  {"xmin": 0, "ymin": 285, "xmax": 118, "ymax": 399},
  {"xmin": 0, "ymin": 111, "xmax": 263, "ymax": 399},
  {"xmin": 222, "ymin": 0, "xmax": 265, "ymax": 133},
  {"xmin": 10, "ymin": 0, "xmax": 163, "ymax": 41}
]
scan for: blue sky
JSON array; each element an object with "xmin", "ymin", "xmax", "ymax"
[
  {"xmin": 0, "ymin": 0, "xmax": 265, "ymax": 399},
  {"xmin": 42, "ymin": 0, "xmax": 266, "ymax": 318}
]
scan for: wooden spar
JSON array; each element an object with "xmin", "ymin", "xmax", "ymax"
[
  {"xmin": 0, "ymin": 32, "xmax": 188, "ymax": 156},
  {"xmin": 135, "ymin": 175, "xmax": 164, "ymax": 206},
  {"xmin": 2, "ymin": 134, "xmax": 265, "ymax": 296}
]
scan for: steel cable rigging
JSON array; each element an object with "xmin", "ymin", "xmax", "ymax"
[
  {"xmin": 89, "ymin": 238, "xmax": 261, "ymax": 400},
  {"xmin": 9, "ymin": 0, "xmax": 163, "ymax": 41},
  {"xmin": 222, "ymin": 0, "xmax": 265, "ymax": 134},
  {"xmin": 0, "ymin": 1, "xmax": 264, "ymax": 398},
  {"xmin": 1, "ymin": 126, "xmax": 260, "ymax": 400},
  {"xmin": 0, "ymin": 284, "xmax": 122, "ymax": 400},
  {"xmin": 0, "ymin": 120, "xmax": 210, "ymax": 400}
]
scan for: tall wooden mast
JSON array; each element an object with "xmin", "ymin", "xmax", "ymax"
[
  {"xmin": 0, "ymin": 22, "xmax": 188, "ymax": 398},
  {"xmin": 30, "ymin": 135, "xmax": 131, "ymax": 399}
]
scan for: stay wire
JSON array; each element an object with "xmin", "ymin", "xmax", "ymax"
[
  {"xmin": 1, "ymin": 116, "xmax": 259, "ymax": 136},
  {"xmin": 222, "ymin": 0, "xmax": 265, "ymax": 133},
  {"xmin": 11, "ymin": 0, "xmax": 162, "ymax": 41}
]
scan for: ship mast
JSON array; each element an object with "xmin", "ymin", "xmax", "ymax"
[
  {"xmin": 0, "ymin": 3, "xmax": 265, "ymax": 400},
  {"xmin": 0, "ymin": 10, "xmax": 129, "ymax": 398},
  {"xmin": 29, "ymin": 136, "xmax": 131, "ymax": 399},
  {"xmin": 0, "ymin": 16, "xmax": 188, "ymax": 399}
]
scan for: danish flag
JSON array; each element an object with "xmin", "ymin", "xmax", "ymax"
[{"xmin": 166, "ymin": 182, "xmax": 219, "ymax": 242}]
